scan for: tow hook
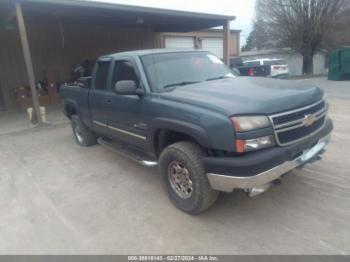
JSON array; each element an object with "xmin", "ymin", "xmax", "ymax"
[
  {"xmin": 246, "ymin": 183, "xmax": 272, "ymax": 197},
  {"xmin": 246, "ymin": 179, "xmax": 282, "ymax": 197}
]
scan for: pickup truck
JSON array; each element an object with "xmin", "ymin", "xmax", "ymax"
[
  {"xmin": 229, "ymin": 57, "xmax": 271, "ymax": 78},
  {"xmin": 230, "ymin": 57, "xmax": 289, "ymax": 78},
  {"xmin": 243, "ymin": 58, "xmax": 289, "ymax": 79},
  {"xmin": 60, "ymin": 49, "xmax": 333, "ymax": 214}
]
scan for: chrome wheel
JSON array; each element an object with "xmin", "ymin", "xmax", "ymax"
[
  {"xmin": 168, "ymin": 161, "xmax": 193, "ymax": 199},
  {"xmin": 74, "ymin": 126, "xmax": 84, "ymax": 144}
]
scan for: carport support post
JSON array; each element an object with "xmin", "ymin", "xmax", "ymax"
[
  {"xmin": 223, "ymin": 20, "xmax": 230, "ymax": 66},
  {"xmin": 15, "ymin": 2, "xmax": 42, "ymax": 125}
]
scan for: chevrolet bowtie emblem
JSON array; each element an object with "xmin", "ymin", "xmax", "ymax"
[{"xmin": 303, "ymin": 114, "xmax": 317, "ymax": 127}]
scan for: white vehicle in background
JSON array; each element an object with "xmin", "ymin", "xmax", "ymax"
[{"xmin": 243, "ymin": 58, "xmax": 289, "ymax": 79}]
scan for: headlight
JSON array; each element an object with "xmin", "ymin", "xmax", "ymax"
[
  {"xmin": 230, "ymin": 116, "xmax": 273, "ymax": 153},
  {"xmin": 230, "ymin": 116, "xmax": 270, "ymax": 132}
]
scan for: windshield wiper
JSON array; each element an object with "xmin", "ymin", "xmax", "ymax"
[
  {"xmin": 206, "ymin": 75, "xmax": 230, "ymax": 81},
  {"xmin": 163, "ymin": 81, "xmax": 200, "ymax": 89}
]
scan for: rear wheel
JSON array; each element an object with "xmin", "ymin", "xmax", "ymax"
[
  {"xmin": 71, "ymin": 115, "xmax": 97, "ymax": 147},
  {"xmin": 159, "ymin": 141, "xmax": 219, "ymax": 214}
]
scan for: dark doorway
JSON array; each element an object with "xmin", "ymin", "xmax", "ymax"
[{"xmin": 0, "ymin": 82, "xmax": 6, "ymax": 111}]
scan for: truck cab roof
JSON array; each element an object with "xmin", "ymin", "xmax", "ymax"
[{"xmin": 100, "ymin": 49, "xmax": 208, "ymax": 59}]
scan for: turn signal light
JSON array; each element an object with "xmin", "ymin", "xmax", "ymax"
[
  {"xmin": 235, "ymin": 136, "xmax": 274, "ymax": 153},
  {"xmin": 235, "ymin": 139, "xmax": 246, "ymax": 153}
]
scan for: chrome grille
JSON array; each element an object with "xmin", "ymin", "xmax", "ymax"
[{"xmin": 269, "ymin": 99, "xmax": 327, "ymax": 146}]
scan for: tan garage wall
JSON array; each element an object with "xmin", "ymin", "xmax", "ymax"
[{"xmin": 0, "ymin": 21, "xmax": 162, "ymax": 110}]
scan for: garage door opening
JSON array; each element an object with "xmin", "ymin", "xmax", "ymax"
[
  {"xmin": 165, "ymin": 36, "xmax": 195, "ymax": 49},
  {"xmin": 202, "ymin": 37, "xmax": 223, "ymax": 59}
]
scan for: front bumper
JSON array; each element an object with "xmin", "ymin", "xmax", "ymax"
[{"xmin": 204, "ymin": 119, "xmax": 332, "ymax": 192}]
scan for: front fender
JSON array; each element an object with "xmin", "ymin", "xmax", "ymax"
[{"xmin": 148, "ymin": 117, "xmax": 212, "ymax": 150}]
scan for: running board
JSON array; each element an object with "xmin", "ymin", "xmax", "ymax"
[{"xmin": 97, "ymin": 137, "xmax": 158, "ymax": 167}]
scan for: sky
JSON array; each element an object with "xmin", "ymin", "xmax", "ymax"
[{"xmin": 90, "ymin": 0, "xmax": 256, "ymax": 47}]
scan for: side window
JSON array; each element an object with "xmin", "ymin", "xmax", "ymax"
[
  {"xmin": 112, "ymin": 61, "xmax": 138, "ymax": 88},
  {"xmin": 94, "ymin": 61, "xmax": 111, "ymax": 90}
]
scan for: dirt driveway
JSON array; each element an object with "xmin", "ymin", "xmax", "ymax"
[{"xmin": 0, "ymin": 78, "xmax": 349, "ymax": 254}]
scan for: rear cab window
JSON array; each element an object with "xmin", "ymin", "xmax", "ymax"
[
  {"xmin": 94, "ymin": 61, "xmax": 111, "ymax": 90},
  {"xmin": 243, "ymin": 61, "xmax": 261, "ymax": 67}
]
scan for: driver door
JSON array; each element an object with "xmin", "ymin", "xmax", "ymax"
[{"xmin": 104, "ymin": 59, "xmax": 149, "ymax": 149}]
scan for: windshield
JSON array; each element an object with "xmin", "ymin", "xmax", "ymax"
[
  {"xmin": 140, "ymin": 51, "xmax": 234, "ymax": 92},
  {"xmin": 263, "ymin": 59, "xmax": 286, "ymax": 66}
]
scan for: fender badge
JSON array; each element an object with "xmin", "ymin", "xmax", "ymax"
[{"xmin": 303, "ymin": 114, "xmax": 317, "ymax": 127}]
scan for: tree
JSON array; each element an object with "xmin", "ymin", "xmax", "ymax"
[
  {"xmin": 241, "ymin": 18, "xmax": 274, "ymax": 52},
  {"xmin": 254, "ymin": 0, "xmax": 346, "ymax": 74},
  {"xmin": 322, "ymin": 6, "xmax": 350, "ymax": 50},
  {"xmin": 241, "ymin": 34, "xmax": 254, "ymax": 52}
]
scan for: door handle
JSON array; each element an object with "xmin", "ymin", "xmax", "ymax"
[{"xmin": 105, "ymin": 99, "xmax": 112, "ymax": 104}]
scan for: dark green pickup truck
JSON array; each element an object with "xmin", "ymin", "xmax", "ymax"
[{"xmin": 60, "ymin": 49, "xmax": 333, "ymax": 214}]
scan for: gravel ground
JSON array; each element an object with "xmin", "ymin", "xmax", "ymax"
[{"xmin": 0, "ymin": 77, "xmax": 349, "ymax": 254}]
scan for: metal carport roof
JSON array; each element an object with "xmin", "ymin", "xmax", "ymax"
[{"xmin": 19, "ymin": 0, "xmax": 235, "ymax": 32}]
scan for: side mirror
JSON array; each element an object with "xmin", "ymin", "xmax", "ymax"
[
  {"xmin": 114, "ymin": 80, "xmax": 144, "ymax": 96},
  {"xmin": 77, "ymin": 77, "xmax": 91, "ymax": 88}
]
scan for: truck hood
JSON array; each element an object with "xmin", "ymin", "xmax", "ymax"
[{"xmin": 159, "ymin": 77, "xmax": 324, "ymax": 116}]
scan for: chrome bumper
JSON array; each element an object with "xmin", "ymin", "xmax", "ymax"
[{"xmin": 207, "ymin": 134, "xmax": 331, "ymax": 193}]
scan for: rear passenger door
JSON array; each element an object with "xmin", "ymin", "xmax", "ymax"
[{"xmin": 89, "ymin": 59, "xmax": 112, "ymax": 134}]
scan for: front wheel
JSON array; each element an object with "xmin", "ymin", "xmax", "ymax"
[{"xmin": 158, "ymin": 141, "xmax": 219, "ymax": 214}]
